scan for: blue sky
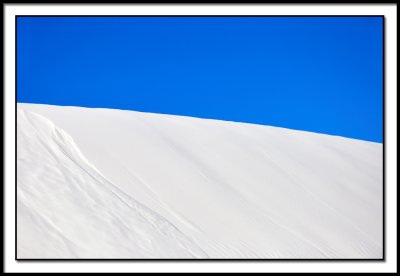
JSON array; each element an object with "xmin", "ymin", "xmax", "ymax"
[{"xmin": 17, "ymin": 16, "xmax": 383, "ymax": 142}]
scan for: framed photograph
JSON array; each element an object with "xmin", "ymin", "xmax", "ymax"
[{"xmin": 4, "ymin": 3, "xmax": 397, "ymax": 274}]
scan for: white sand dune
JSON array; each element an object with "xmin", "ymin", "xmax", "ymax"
[{"xmin": 17, "ymin": 103, "xmax": 383, "ymax": 259}]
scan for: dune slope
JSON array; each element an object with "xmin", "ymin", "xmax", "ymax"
[{"xmin": 17, "ymin": 103, "xmax": 383, "ymax": 259}]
